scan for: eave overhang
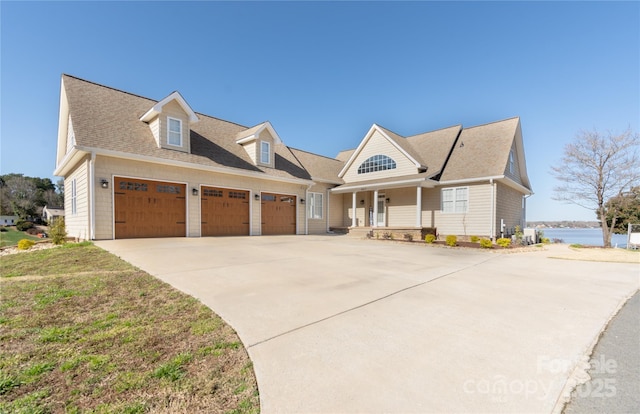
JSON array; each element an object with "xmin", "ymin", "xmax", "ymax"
[{"xmin": 139, "ymin": 91, "xmax": 199, "ymax": 123}]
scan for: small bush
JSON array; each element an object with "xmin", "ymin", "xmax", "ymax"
[
  {"xmin": 552, "ymin": 238, "xmax": 564, "ymax": 244},
  {"xmin": 470, "ymin": 235, "xmax": 480, "ymax": 243},
  {"xmin": 49, "ymin": 217, "xmax": 67, "ymax": 245},
  {"xmin": 496, "ymin": 238, "xmax": 511, "ymax": 248},
  {"xmin": 445, "ymin": 235, "xmax": 457, "ymax": 247},
  {"xmin": 0, "ymin": 227, "xmax": 7, "ymax": 232},
  {"xmin": 17, "ymin": 239, "xmax": 35, "ymax": 250},
  {"xmin": 424, "ymin": 234, "xmax": 436, "ymax": 243},
  {"xmin": 16, "ymin": 221, "xmax": 34, "ymax": 231},
  {"xmin": 541, "ymin": 237, "xmax": 550, "ymax": 244},
  {"xmin": 26, "ymin": 227, "xmax": 43, "ymax": 235},
  {"xmin": 480, "ymin": 238, "xmax": 493, "ymax": 248}
]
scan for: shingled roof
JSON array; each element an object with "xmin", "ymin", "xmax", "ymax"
[{"xmin": 59, "ymin": 75, "xmax": 329, "ymax": 182}]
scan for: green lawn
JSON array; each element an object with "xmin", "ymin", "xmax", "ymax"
[
  {"xmin": 0, "ymin": 243, "xmax": 259, "ymax": 413},
  {"xmin": 0, "ymin": 227, "xmax": 41, "ymax": 248}
]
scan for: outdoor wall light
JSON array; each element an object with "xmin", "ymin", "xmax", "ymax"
[
  {"xmin": 386, "ymin": 198, "xmax": 390, "ymax": 203},
  {"xmin": 192, "ymin": 188, "xmax": 198, "ymax": 196},
  {"xmin": 300, "ymin": 198, "xmax": 305, "ymax": 204},
  {"xmin": 254, "ymin": 194, "xmax": 260, "ymax": 200},
  {"xmin": 100, "ymin": 179, "xmax": 109, "ymax": 189},
  {"xmin": 360, "ymin": 199, "xmax": 365, "ymax": 205}
]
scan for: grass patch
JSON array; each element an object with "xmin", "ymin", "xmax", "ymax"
[
  {"xmin": 0, "ymin": 244, "xmax": 259, "ymax": 413},
  {"xmin": 0, "ymin": 227, "xmax": 40, "ymax": 247}
]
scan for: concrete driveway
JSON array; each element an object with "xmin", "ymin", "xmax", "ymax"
[{"xmin": 96, "ymin": 236, "xmax": 639, "ymax": 413}]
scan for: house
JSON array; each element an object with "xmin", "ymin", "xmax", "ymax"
[
  {"xmin": 0, "ymin": 215, "xmax": 18, "ymax": 226},
  {"xmin": 54, "ymin": 75, "xmax": 532, "ymax": 241},
  {"xmin": 42, "ymin": 206, "xmax": 65, "ymax": 223}
]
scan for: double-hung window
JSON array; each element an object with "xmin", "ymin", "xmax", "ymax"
[
  {"xmin": 442, "ymin": 187, "xmax": 468, "ymax": 213},
  {"xmin": 260, "ymin": 141, "xmax": 270, "ymax": 164},
  {"xmin": 167, "ymin": 117, "xmax": 182, "ymax": 146},
  {"xmin": 308, "ymin": 192, "xmax": 323, "ymax": 219}
]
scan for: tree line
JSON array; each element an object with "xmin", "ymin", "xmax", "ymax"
[{"xmin": 0, "ymin": 174, "xmax": 64, "ymax": 219}]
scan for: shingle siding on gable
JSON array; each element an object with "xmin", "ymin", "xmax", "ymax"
[
  {"xmin": 342, "ymin": 130, "xmax": 417, "ymax": 182},
  {"xmin": 158, "ymin": 100, "xmax": 190, "ymax": 153},
  {"xmin": 149, "ymin": 117, "xmax": 160, "ymax": 147},
  {"xmin": 503, "ymin": 142, "xmax": 522, "ymax": 186}
]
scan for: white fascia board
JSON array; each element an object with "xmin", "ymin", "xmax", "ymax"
[
  {"xmin": 331, "ymin": 177, "xmax": 438, "ymax": 193},
  {"xmin": 377, "ymin": 127, "xmax": 423, "ymax": 169},
  {"xmin": 139, "ymin": 91, "xmax": 199, "ymax": 123},
  {"xmin": 264, "ymin": 121, "xmax": 283, "ymax": 145},
  {"xmin": 56, "ymin": 78, "xmax": 70, "ymax": 163},
  {"xmin": 311, "ymin": 177, "xmax": 343, "ymax": 185},
  {"xmin": 53, "ymin": 147, "xmax": 88, "ymax": 176},
  {"xmin": 439, "ymin": 175, "xmax": 533, "ymax": 195},
  {"xmin": 74, "ymin": 146, "xmax": 314, "ymax": 186},
  {"xmin": 236, "ymin": 134, "xmax": 258, "ymax": 144}
]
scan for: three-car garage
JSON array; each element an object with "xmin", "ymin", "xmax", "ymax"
[{"xmin": 113, "ymin": 177, "xmax": 297, "ymax": 239}]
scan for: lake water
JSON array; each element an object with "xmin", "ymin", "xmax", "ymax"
[{"xmin": 540, "ymin": 228, "xmax": 630, "ymax": 248}]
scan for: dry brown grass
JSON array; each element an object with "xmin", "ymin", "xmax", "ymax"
[{"xmin": 0, "ymin": 243, "xmax": 259, "ymax": 413}]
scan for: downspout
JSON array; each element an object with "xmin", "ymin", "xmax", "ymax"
[
  {"xmin": 304, "ymin": 183, "xmax": 313, "ymax": 235},
  {"xmin": 89, "ymin": 152, "xmax": 96, "ymax": 240},
  {"xmin": 326, "ymin": 188, "xmax": 330, "ymax": 234},
  {"xmin": 490, "ymin": 178, "xmax": 495, "ymax": 240}
]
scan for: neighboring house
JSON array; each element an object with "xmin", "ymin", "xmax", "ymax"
[
  {"xmin": 42, "ymin": 206, "xmax": 65, "ymax": 223},
  {"xmin": 0, "ymin": 216, "xmax": 18, "ymax": 226},
  {"xmin": 54, "ymin": 75, "xmax": 532, "ymax": 241}
]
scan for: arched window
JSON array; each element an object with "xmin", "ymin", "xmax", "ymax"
[{"xmin": 357, "ymin": 155, "xmax": 397, "ymax": 174}]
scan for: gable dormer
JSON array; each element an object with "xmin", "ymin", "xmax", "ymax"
[
  {"xmin": 235, "ymin": 122, "xmax": 283, "ymax": 168},
  {"xmin": 140, "ymin": 91, "xmax": 199, "ymax": 153}
]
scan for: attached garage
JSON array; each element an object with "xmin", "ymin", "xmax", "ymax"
[
  {"xmin": 201, "ymin": 186, "xmax": 250, "ymax": 236},
  {"xmin": 114, "ymin": 177, "xmax": 186, "ymax": 239},
  {"xmin": 261, "ymin": 192, "xmax": 296, "ymax": 235}
]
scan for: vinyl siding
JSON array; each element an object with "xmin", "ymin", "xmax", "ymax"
[
  {"xmin": 342, "ymin": 192, "xmax": 369, "ymax": 227},
  {"xmin": 93, "ymin": 155, "xmax": 308, "ymax": 239},
  {"xmin": 385, "ymin": 187, "xmax": 418, "ymax": 227},
  {"xmin": 495, "ymin": 182, "xmax": 524, "ymax": 234},
  {"xmin": 328, "ymin": 191, "xmax": 343, "ymax": 228},
  {"xmin": 306, "ymin": 183, "xmax": 331, "ymax": 234},
  {"xmin": 65, "ymin": 157, "xmax": 90, "ymax": 240},
  {"xmin": 257, "ymin": 130, "xmax": 275, "ymax": 168},
  {"xmin": 242, "ymin": 141, "xmax": 257, "ymax": 164},
  {"xmin": 342, "ymin": 130, "xmax": 418, "ymax": 182},
  {"xmin": 433, "ymin": 183, "xmax": 493, "ymax": 238},
  {"xmin": 149, "ymin": 117, "xmax": 160, "ymax": 147},
  {"xmin": 66, "ymin": 116, "xmax": 75, "ymax": 154}
]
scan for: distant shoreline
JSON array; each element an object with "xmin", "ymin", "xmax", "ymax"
[{"xmin": 527, "ymin": 221, "xmax": 600, "ymax": 229}]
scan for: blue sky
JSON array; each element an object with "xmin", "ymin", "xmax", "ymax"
[{"xmin": 1, "ymin": 1, "xmax": 638, "ymax": 221}]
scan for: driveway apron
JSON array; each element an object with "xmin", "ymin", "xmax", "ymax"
[{"xmin": 96, "ymin": 236, "xmax": 639, "ymax": 413}]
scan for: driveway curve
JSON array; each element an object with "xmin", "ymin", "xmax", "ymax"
[{"xmin": 96, "ymin": 236, "xmax": 639, "ymax": 413}]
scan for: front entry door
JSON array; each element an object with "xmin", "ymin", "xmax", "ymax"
[{"xmin": 377, "ymin": 193, "xmax": 386, "ymax": 227}]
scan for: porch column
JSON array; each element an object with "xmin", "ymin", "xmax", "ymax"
[
  {"xmin": 416, "ymin": 186, "xmax": 422, "ymax": 227},
  {"xmin": 373, "ymin": 189, "xmax": 379, "ymax": 227},
  {"xmin": 351, "ymin": 192, "xmax": 357, "ymax": 227}
]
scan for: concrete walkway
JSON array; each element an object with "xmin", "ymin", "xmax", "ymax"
[{"xmin": 96, "ymin": 236, "xmax": 639, "ymax": 413}]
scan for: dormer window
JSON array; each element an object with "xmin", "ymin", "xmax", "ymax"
[
  {"xmin": 260, "ymin": 141, "xmax": 271, "ymax": 164},
  {"xmin": 168, "ymin": 117, "xmax": 182, "ymax": 146}
]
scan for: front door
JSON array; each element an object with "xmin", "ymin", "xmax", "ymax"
[{"xmin": 377, "ymin": 193, "xmax": 386, "ymax": 227}]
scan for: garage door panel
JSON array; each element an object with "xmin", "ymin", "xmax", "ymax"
[
  {"xmin": 114, "ymin": 178, "xmax": 186, "ymax": 239},
  {"xmin": 261, "ymin": 193, "xmax": 296, "ymax": 235},
  {"xmin": 201, "ymin": 187, "xmax": 249, "ymax": 236}
]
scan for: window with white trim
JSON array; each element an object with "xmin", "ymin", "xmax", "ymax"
[
  {"xmin": 357, "ymin": 154, "xmax": 396, "ymax": 174},
  {"xmin": 167, "ymin": 117, "xmax": 182, "ymax": 146},
  {"xmin": 71, "ymin": 178, "xmax": 77, "ymax": 215},
  {"xmin": 308, "ymin": 192, "xmax": 323, "ymax": 219},
  {"xmin": 260, "ymin": 141, "xmax": 270, "ymax": 164},
  {"xmin": 441, "ymin": 187, "xmax": 468, "ymax": 213}
]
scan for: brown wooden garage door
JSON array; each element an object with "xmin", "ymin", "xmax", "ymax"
[
  {"xmin": 201, "ymin": 186, "xmax": 250, "ymax": 236},
  {"xmin": 114, "ymin": 178, "xmax": 186, "ymax": 239},
  {"xmin": 261, "ymin": 193, "xmax": 296, "ymax": 235}
]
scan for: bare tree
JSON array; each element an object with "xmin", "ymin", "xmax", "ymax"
[{"xmin": 551, "ymin": 128, "xmax": 640, "ymax": 247}]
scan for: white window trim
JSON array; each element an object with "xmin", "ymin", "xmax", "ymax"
[
  {"xmin": 167, "ymin": 117, "xmax": 182, "ymax": 147},
  {"xmin": 441, "ymin": 186, "xmax": 468, "ymax": 214},
  {"xmin": 260, "ymin": 141, "xmax": 271, "ymax": 164},
  {"xmin": 71, "ymin": 178, "xmax": 77, "ymax": 216},
  {"xmin": 509, "ymin": 149, "xmax": 515, "ymax": 174},
  {"xmin": 308, "ymin": 192, "xmax": 323, "ymax": 219}
]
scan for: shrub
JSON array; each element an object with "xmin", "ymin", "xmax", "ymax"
[
  {"xmin": 49, "ymin": 217, "xmax": 67, "ymax": 245},
  {"xmin": 496, "ymin": 238, "xmax": 511, "ymax": 248},
  {"xmin": 16, "ymin": 220, "xmax": 34, "ymax": 231},
  {"xmin": 424, "ymin": 234, "xmax": 436, "ymax": 243},
  {"xmin": 17, "ymin": 239, "xmax": 35, "ymax": 250},
  {"xmin": 480, "ymin": 238, "xmax": 493, "ymax": 248},
  {"xmin": 470, "ymin": 235, "xmax": 480, "ymax": 243},
  {"xmin": 445, "ymin": 235, "xmax": 457, "ymax": 247},
  {"xmin": 0, "ymin": 227, "xmax": 7, "ymax": 232},
  {"xmin": 541, "ymin": 237, "xmax": 550, "ymax": 244}
]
